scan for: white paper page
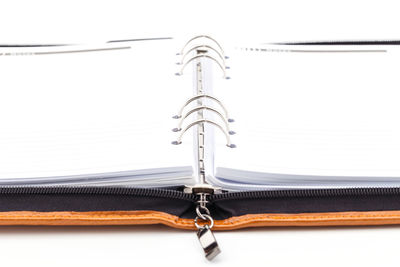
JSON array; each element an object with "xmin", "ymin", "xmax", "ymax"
[
  {"xmin": 214, "ymin": 44, "xmax": 400, "ymax": 179},
  {"xmin": 0, "ymin": 39, "xmax": 194, "ymax": 179}
]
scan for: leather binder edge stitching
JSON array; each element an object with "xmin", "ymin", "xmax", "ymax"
[{"xmin": 1, "ymin": 210, "xmax": 400, "ymax": 230}]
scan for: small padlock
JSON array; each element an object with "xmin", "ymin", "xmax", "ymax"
[{"xmin": 197, "ymin": 224, "xmax": 221, "ymax": 260}]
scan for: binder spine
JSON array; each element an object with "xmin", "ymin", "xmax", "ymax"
[
  {"xmin": 172, "ymin": 36, "xmax": 235, "ymax": 183},
  {"xmin": 172, "ymin": 35, "xmax": 236, "ymax": 259}
]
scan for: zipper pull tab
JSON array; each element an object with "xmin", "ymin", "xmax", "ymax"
[
  {"xmin": 195, "ymin": 204, "xmax": 221, "ymax": 260},
  {"xmin": 197, "ymin": 224, "xmax": 220, "ymax": 260}
]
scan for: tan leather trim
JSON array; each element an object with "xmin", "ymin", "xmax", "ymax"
[
  {"xmin": 0, "ymin": 211, "xmax": 195, "ymax": 230},
  {"xmin": 1, "ymin": 210, "xmax": 400, "ymax": 230},
  {"xmin": 212, "ymin": 210, "xmax": 400, "ymax": 230}
]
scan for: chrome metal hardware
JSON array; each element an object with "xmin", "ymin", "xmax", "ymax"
[
  {"xmin": 192, "ymin": 185, "xmax": 221, "ymax": 261},
  {"xmin": 172, "ymin": 119, "xmax": 236, "ymax": 148},
  {"xmin": 173, "ymin": 94, "xmax": 233, "ymax": 122},
  {"xmin": 178, "ymin": 35, "xmax": 226, "ymax": 58},
  {"xmin": 196, "ymin": 217, "xmax": 220, "ymax": 260},
  {"xmin": 178, "ymin": 44, "xmax": 228, "ymax": 66},
  {"xmin": 183, "ymin": 184, "xmax": 222, "ymax": 194},
  {"xmin": 175, "ymin": 54, "xmax": 230, "ymax": 79},
  {"xmin": 172, "ymin": 106, "xmax": 234, "ymax": 135},
  {"xmin": 173, "ymin": 36, "xmax": 234, "ymax": 260}
]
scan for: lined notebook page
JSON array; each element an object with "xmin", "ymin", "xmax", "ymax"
[
  {"xmin": 214, "ymin": 45, "xmax": 400, "ymax": 177},
  {"xmin": 0, "ymin": 40, "xmax": 194, "ymax": 178}
]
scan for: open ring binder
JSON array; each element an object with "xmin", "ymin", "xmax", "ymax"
[{"xmin": 4, "ymin": 35, "xmax": 400, "ymax": 262}]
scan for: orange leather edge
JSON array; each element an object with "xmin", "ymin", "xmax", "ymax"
[{"xmin": 2, "ymin": 210, "xmax": 400, "ymax": 230}]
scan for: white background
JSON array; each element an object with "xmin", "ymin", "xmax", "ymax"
[
  {"xmin": 1, "ymin": 0, "xmax": 400, "ymax": 266},
  {"xmin": 1, "ymin": 224, "xmax": 400, "ymax": 267}
]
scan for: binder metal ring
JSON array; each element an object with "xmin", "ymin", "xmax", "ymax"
[
  {"xmin": 173, "ymin": 94, "xmax": 233, "ymax": 122},
  {"xmin": 172, "ymin": 105, "xmax": 235, "ymax": 135},
  {"xmin": 179, "ymin": 35, "xmax": 225, "ymax": 58},
  {"xmin": 172, "ymin": 119, "xmax": 236, "ymax": 148},
  {"xmin": 178, "ymin": 45, "xmax": 228, "ymax": 66},
  {"xmin": 175, "ymin": 54, "xmax": 229, "ymax": 79}
]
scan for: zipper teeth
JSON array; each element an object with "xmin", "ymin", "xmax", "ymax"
[
  {"xmin": 0, "ymin": 186, "xmax": 196, "ymax": 201},
  {"xmin": 3, "ymin": 186, "xmax": 400, "ymax": 202},
  {"xmin": 210, "ymin": 187, "xmax": 400, "ymax": 201}
]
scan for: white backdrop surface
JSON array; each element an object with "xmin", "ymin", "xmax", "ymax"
[{"xmin": 0, "ymin": 0, "xmax": 400, "ymax": 266}]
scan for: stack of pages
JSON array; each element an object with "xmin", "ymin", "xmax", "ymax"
[{"xmin": 1, "ymin": 37, "xmax": 400, "ymax": 190}]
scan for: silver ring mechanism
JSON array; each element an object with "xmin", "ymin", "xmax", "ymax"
[
  {"xmin": 175, "ymin": 54, "xmax": 229, "ymax": 79},
  {"xmin": 171, "ymin": 119, "xmax": 236, "ymax": 148},
  {"xmin": 179, "ymin": 35, "xmax": 226, "ymax": 58},
  {"xmin": 174, "ymin": 36, "xmax": 227, "ymax": 260},
  {"xmin": 173, "ymin": 94, "xmax": 233, "ymax": 122},
  {"xmin": 178, "ymin": 45, "xmax": 228, "ymax": 67},
  {"xmin": 172, "ymin": 105, "xmax": 235, "ymax": 135}
]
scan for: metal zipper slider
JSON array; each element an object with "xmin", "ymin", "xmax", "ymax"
[
  {"xmin": 185, "ymin": 185, "xmax": 222, "ymax": 260},
  {"xmin": 195, "ymin": 204, "xmax": 221, "ymax": 260},
  {"xmin": 184, "ymin": 185, "xmax": 222, "ymax": 260}
]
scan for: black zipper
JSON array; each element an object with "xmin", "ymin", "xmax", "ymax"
[
  {"xmin": 0, "ymin": 185, "xmax": 199, "ymax": 219},
  {"xmin": 2, "ymin": 185, "xmax": 400, "ymax": 203},
  {"xmin": 210, "ymin": 187, "xmax": 400, "ymax": 202},
  {"xmin": 2, "ymin": 185, "xmax": 400, "ymax": 259},
  {"xmin": 206, "ymin": 187, "xmax": 400, "ymax": 221},
  {"xmin": 0, "ymin": 186, "xmax": 196, "ymax": 201}
]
